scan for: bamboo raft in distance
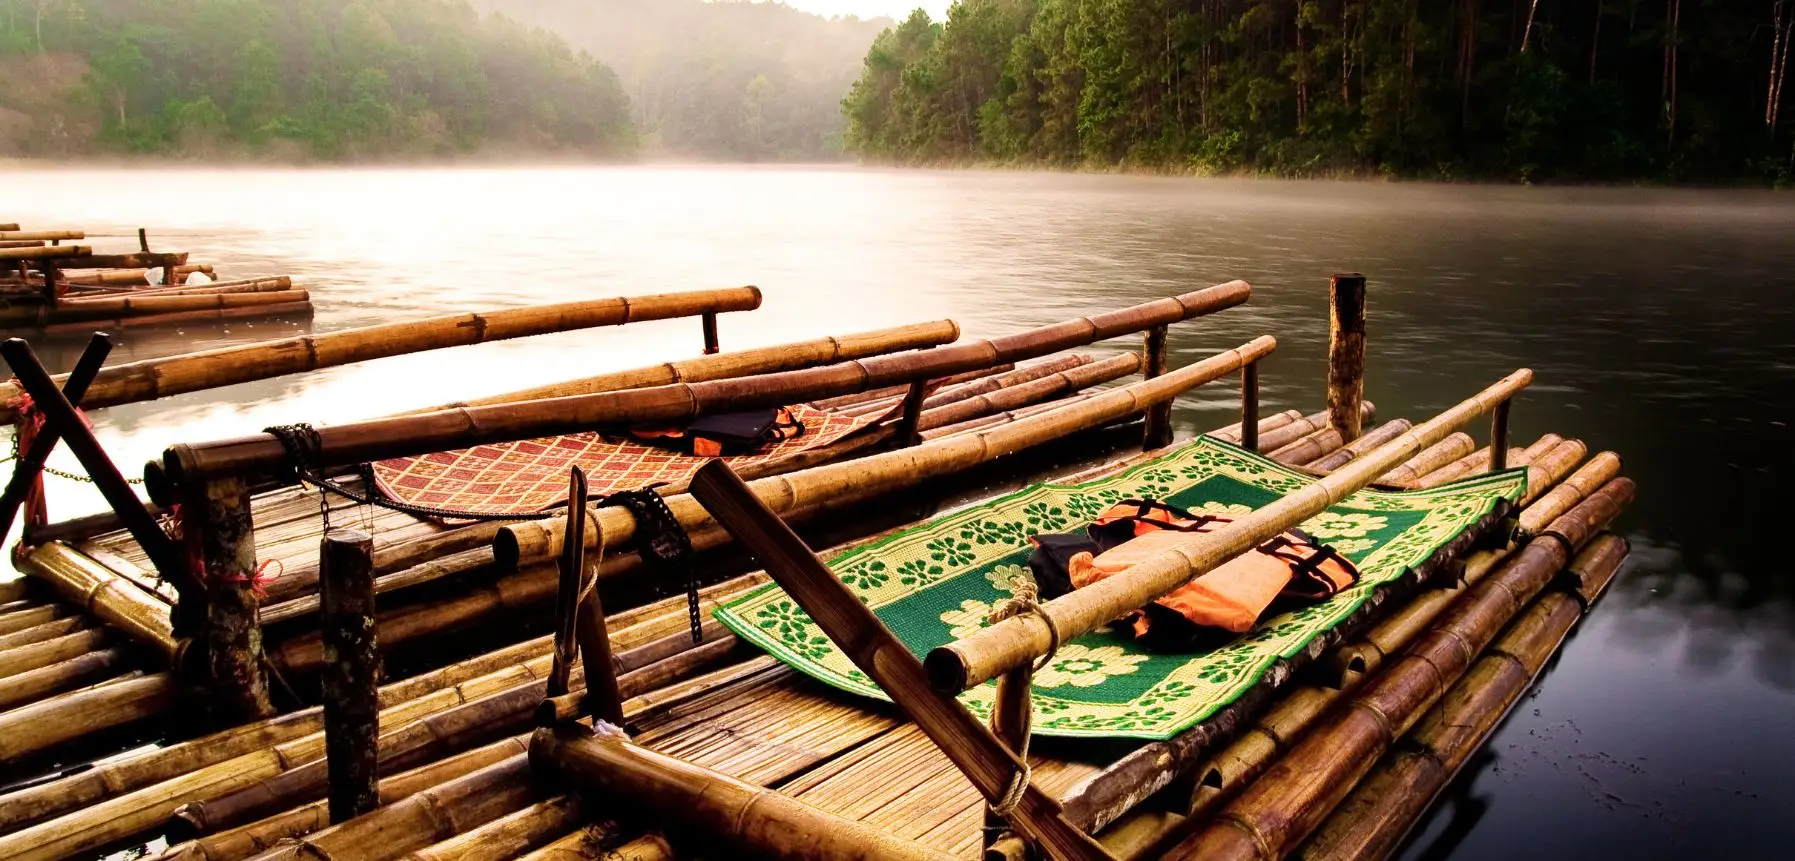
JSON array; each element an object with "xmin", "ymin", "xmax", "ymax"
[
  {"xmin": 0, "ymin": 226, "xmax": 312, "ymax": 334},
  {"xmin": 0, "ymin": 275, "xmax": 1636, "ymax": 861}
]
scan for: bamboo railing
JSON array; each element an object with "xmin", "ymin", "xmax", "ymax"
[{"xmin": 0, "ymin": 287, "xmax": 765, "ymax": 423}]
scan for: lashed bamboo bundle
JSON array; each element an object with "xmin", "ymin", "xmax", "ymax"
[
  {"xmin": 1376, "ymin": 433, "xmax": 1475, "ymax": 486},
  {"xmin": 0, "ymin": 626, "xmax": 108, "ymax": 678},
  {"xmin": 1164, "ymin": 477, "xmax": 1635, "ymax": 860},
  {"xmin": 0, "ymin": 615, "xmax": 88, "ymax": 650},
  {"xmin": 0, "ymin": 287, "xmax": 764, "ymax": 423},
  {"xmin": 17, "ymin": 250, "xmax": 187, "ymax": 271},
  {"xmin": 0, "ymin": 645, "xmax": 125, "ymax": 710},
  {"xmin": 494, "ymin": 334, "xmax": 1277, "ymax": 570},
  {"xmin": 0, "ymin": 577, "xmax": 759, "ymax": 855},
  {"xmin": 0, "ymin": 604, "xmax": 63, "ymax": 636},
  {"xmin": 809, "ymin": 366, "xmax": 1011, "ymax": 411},
  {"xmin": 0, "ymin": 290, "xmax": 308, "ymax": 326},
  {"xmin": 835, "ymin": 354, "xmax": 1093, "ymax": 418},
  {"xmin": 165, "ymin": 282, "xmax": 1251, "ymax": 483},
  {"xmin": 1301, "ymin": 533, "xmax": 1629, "ymax": 860},
  {"xmin": 35, "ymin": 300, "xmax": 312, "ymax": 337},
  {"xmin": 1308, "ymin": 419, "xmax": 1413, "ymax": 472},
  {"xmin": 58, "ymin": 263, "xmax": 212, "ymax": 287},
  {"xmin": 929, "ymin": 370, "xmax": 1534, "ymax": 695},
  {"xmin": 64, "ymin": 276, "xmax": 292, "ymax": 299},
  {"xmin": 19, "ymin": 543, "xmax": 179, "ymax": 660},
  {"xmin": 0, "ymin": 673, "xmax": 178, "ymax": 765}
]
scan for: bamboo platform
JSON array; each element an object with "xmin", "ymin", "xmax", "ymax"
[
  {"xmin": 0, "ymin": 275, "xmax": 1636, "ymax": 861},
  {"xmin": 0, "ymin": 225, "xmax": 312, "ymax": 334}
]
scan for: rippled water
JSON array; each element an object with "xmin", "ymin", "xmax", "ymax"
[{"xmin": 5, "ymin": 166, "xmax": 1792, "ymax": 858}]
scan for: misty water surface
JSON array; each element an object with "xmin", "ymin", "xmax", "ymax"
[{"xmin": 4, "ymin": 166, "xmax": 1792, "ymax": 859}]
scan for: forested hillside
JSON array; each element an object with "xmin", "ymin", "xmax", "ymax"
[
  {"xmin": 0, "ymin": 0, "xmax": 635, "ymax": 159},
  {"xmin": 843, "ymin": 0, "xmax": 1795, "ymax": 182},
  {"xmin": 472, "ymin": 0, "xmax": 890, "ymax": 161}
]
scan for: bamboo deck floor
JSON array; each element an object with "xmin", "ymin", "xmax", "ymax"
[{"xmin": 0, "ymin": 406, "xmax": 1630, "ymax": 861}]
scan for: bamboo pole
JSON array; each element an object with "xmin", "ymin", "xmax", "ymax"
[
  {"xmin": 1326, "ymin": 274, "xmax": 1367, "ymax": 442},
  {"xmin": 0, "ymin": 289, "xmax": 302, "ymax": 326},
  {"xmin": 17, "ymin": 542, "xmax": 179, "ymax": 660},
  {"xmin": 1206, "ymin": 410, "xmax": 1301, "ymax": 445},
  {"xmin": 1520, "ymin": 452, "xmax": 1623, "ymax": 537},
  {"xmin": 929, "ymin": 370, "xmax": 1534, "ymax": 695},
  {"xmin": 147, "ymin": 737, "xmax": 533, "ymax": 861},
  {"xmin": 0, "ymin": 230, "xmax": 84, "ymax": 242},
  {"xmin": 1164, "ymin": 478, "xmax": 1635, "ymax": 861},
  {"xmin": 417, "ymin": 320, "xmax": 961, "ymax": 414},
  {"xmin": 1376, "ymin": 433, "xmax": 1475, "ymax": 487},
  {"xmin": 0, "ymin": 287, "xmax": 764, "ymax": 424},
  {"xmin": 0, "ymin": 635, "xmax": 556, "ymax": 837},
  {"xmin": 917, "ymin": 353, "xmax": 1142, "ymax": 432},
  {"xmin": 533, "ymin": 725, "xmax": 956, "ymax": 861},
  {"xmin": 0, "ymin": 615, "xmax": 89, "ymax": 651},
  {"xmin": 0, "ymin": 645, "xmax": 124, "ymax": 710},
  {"xmin": 69, "ymin": 276, "xmax": 294, "ymax": 299},
  {"xmin": 810, "ymin": 365, "xmax": 1010, "ymax": 411},
  {"xmin": 37, "ymin": 300, "xmax": 312, "ymax": 336},
  {"xmin": 319, "ymin": 530, "xmax": 380, "ymax": 823},
  {"xmin": 1309, "ymin": 419, "xmax": 1413, "ymax": 473},
  {"xmin": 165, "ymin": 283, "xmax": 1252, "ymax": 484},
  {"xmin": 686, "ymin": 460, "xmax": 1112, "ymax": 860},
  {"xmin": 0, "ymin": 673, "xmax": 180, "ymax": 764},
  {"xmin": 0, "ymin": 245, "xmax": 90, "ymax": 261},
  {"xmin": 0, "ymin": 627, "xmax": 109, "ymax": 679},
  {"xmin": 1239, "ymin": 361, "xmax": 1260, "ymax": 451},
  {"xmin": 1300, "ymin": 533, "xmax": 1629, "ymax": 861},
  {"xmin": 495, "ymin": 335, "xmax": 1277, "ymax": 571},
  {"xmin": 403, "ymin": 795, "xmax": 584, "ymax": 861}
]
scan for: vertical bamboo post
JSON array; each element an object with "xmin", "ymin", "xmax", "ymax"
[
  {"xmin": 985, "ymin": 665, "xmax": 1033, "ymax": 850},
  {"xmin": 701, "ymin": 312, "xmax": 720, "ymax": 355},
  {"xmin": 1489, "ymin": 400, "xmax": 1512, "ymax": 472},
  {"xmin": 40, "ymin": 262, "xmax": 58, "ymax": 306},
  {"xmin": 1240, "ymin": 360, "xmax": 1261, "ymax": 451},
  {"xmin": 1142, "ymin": 325, "xmax": 1173, "ymax": 450},
  {"xmin": 1326, "ymin": 273, "xmax": 1367, "ymax": 443},
  {"xmin": 138, "ymin": 228, "xmax": 150, "ymax": 253},
  {"xmin": 320, "ymin": 529, "xmax": 379, "ymax": 823},
  {"xmin": 186, "ymin": 473, "xmax": 273, "ymax": 721},
  {"xmin": 897, "ymin": 379, "xmax": 929, "ymax": 448}
]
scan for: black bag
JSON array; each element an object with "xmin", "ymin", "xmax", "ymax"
[{"xmin": 629, "ymin": 408, "xmax": 805, "ymax": 457}]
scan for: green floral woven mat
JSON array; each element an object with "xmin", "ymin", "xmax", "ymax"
[{"xmin": 714, "ymin": 437, "xmax": 1526, "ymax": 740}]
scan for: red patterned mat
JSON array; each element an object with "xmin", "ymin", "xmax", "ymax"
[{"xmin": 371, "ymin": 404, "xmax": 883, "ymax": 517}]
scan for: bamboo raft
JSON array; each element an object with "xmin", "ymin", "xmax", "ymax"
[
  {"xmin": 0, "ymin": 226, "xmax": 312, "ymax": 333},
  {"xmin": 0, "ymin": 275, "xmax": 1634, "ymax": 861}
]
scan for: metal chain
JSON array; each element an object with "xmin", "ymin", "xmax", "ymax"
[{"xmin": 5, "ymin": 425, "xmax": 145, "ymax": 484}]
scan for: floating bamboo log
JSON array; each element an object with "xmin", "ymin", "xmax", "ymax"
[
  {"xmin": 0, "ymin": 602, "xmax": 64, "ymax": 636},
  {"xmin": 495, "ymin": 335, "xmax": 1277, "ymax": 571},
  {"xmin": 809, "ymin": 366, "xmax": 1010, "ymax": 411},
  {"xmin": 0, "ymin": 287, "xmax": 765, "ymax": 423},
  {"xmin": 533, "ymin": 725, "xmax": 955, "ymax": 861},
  {"xmin": 0, "ymin": 290, "xmax": 309, "ymax": 327},
  {"xmin": 1520, "ymin": 452, "xmax": 1623, "ymax": 537},
  {"xmin": 1299, "ymin": 533, "xmax": 1630, "ymax": 861},
  {"xmin": 839, "ymin": 354, "xmax": 1094, "ymax": 418},
  {"xmin": 1163, "ymin": 477, "xmax": 1635, "ymax": 860},
  {"xmin": 929, "ymin": 370, "xmax": 1533, "ymax": 695},
  {"xmin": 37, "ymin": 300, "xmax": 313, "ymax": 336},
  {"xmin": 67, "ymin": 276, "xmax": 293, "ymax": 299},
  {"xmin": 1207, "ymin": 409, "xmax": 1302, "ymax": 445},
  {"xmin": 916, "ymin": 353, "xmax": 1142, "ymax": 432},
  {"xmin": 0, "ymin": 614, "xmax": 88, "ymax": 651},
  {"xmin": 0, "ymin": 627, "xmax": 108, "ymax": 679},
  {"xmin": 1253, "ymin": 405, "xmax": 1375, "ymax": 454},
  {"xmin": 1373, "ymin": 433, "xmax": 1474, "ymax": 487},
  {"xmin": 165, "ymin": 282, "xmax": 1251, "ymax": 484}
]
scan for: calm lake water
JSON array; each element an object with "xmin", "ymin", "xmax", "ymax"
[{"xmin": 4, "ymin": 166, "xmax": 1792, "ymax": 859}]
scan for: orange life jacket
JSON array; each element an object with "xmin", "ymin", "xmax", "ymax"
[{"xmin": 1049, "ymin": 500, "xmax": 1359, "ymax": 638}]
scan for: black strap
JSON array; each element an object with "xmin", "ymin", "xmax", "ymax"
[{"xmin": 603, "ymin": 487, "xmax": 703, "ymax": 644}]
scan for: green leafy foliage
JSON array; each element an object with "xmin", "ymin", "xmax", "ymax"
[
  {"xmin": 0, "ymin": 0, "xmax": 636, "ymax": 159},
  {"xmin": 842, "ymin": 0, "xmax": 1795, "ymax": 182}
]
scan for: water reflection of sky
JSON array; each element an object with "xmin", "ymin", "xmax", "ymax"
[{"xmin": 4, "ymin": 166, "xmax": 1792, "ymax": 858}]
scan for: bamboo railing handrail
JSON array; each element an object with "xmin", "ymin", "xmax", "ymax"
[
  {"xmin": 494, "ymin": 334, "xmax": 1278, "ymax": 570},
  {"xmin": 407, "ymin": 319, "xmax": 961, "ymax": 414},
  {"xmin": 926, "ymin": 369, "xmax": 1534, "ymax": 695},
  {"xmin": 163, "ymin": 282, "xmax": 1251, "ymax": 486},
  {"xmin": 0, "ymin": 287, "xmax": 763, "ymax": 424},
  {"xmin": 0, "ymin": 244, "xmax": 91, "ymax": 261},
  {"xmin": 0, "ymin": 230, "xmax": 85, "ymax": 242}
]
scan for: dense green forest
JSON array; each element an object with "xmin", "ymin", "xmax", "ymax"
[
  {"xmin": 471, "ymin": 0, "xmax": 890, "ymax": 161},
  {"xmin": 843, "ymin": 0, "xmax": 1795, "ymax": 182},
  {"xmin": 0, "ymin": 0, "xmax": 634, "ymax": 159}
]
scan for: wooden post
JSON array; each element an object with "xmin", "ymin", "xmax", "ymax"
[
  {"xmin": 1326, "ymin": 273, "xmax": 1367, "ymax": 443},
  {"xmin": 319, "ymin": 529, "xmax": 379, "ymax": 823},
  {"xmin": 1142, "ymin": 325, "xmax": 1173, "ymax": 450},
  {"xmin": 0, "ymin": 333, "xmax": 111, "ymax": 541},
  {"xmin": 897, "ymin": 379, "xmax": 928, "ymax": 448},
  {"xmin": 138, "ymin": 228, "xmax": 150, "ymax": 253},
  {"xmin": 701, "ymin": 311, "xmax": 720, "ymax": 355},
  {"xmin": 1240, "ymin": 360, "xmax": 1260, "ymax": 452},
  {"xmin": 1489, "ymin": 399, "xmax": 1512, "ymax": 472},
  {"xmin": 688, "ymin": 460, "xmax": 1113, "ymax": 861},
  {"xmin": 548, "ymin": 468, "xmax": 587, "ymax": 700},
  {"xmin": 39, "ymin": 262, "xmax": 58, "ymax": 306},
  {"xmin": 184, "ymin": 472, "xmax": 273, "ymax": 721},
  {"xmin": 985, "ymin": 664, "xmax": 1034, "ymax": 851},
  {"xmin": 575, "ymin": 558, "xmax": 625, "ymax": 726}
]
